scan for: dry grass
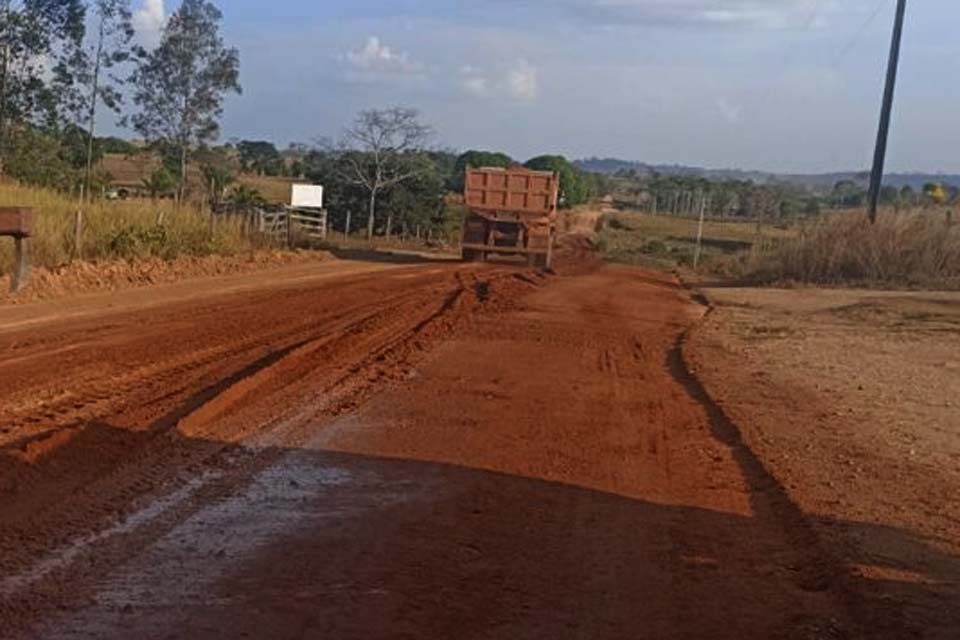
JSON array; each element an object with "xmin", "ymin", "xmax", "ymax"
[
  {"xmin": 0, "ymin": 181, "xmax": 258, "ymax": 275},
  {"xmin": 597, "ymin": 210, "xmax": 794, "ymax": 269},
  {"xmin": 744, "ymin": 210, "xmax": 960, "ymax": 289},
  {"xmin": 236, "ymin": 174, "xmax": 302, "ymax": 204},
  {"xmin": 100, "ymin": 153, "xmax": 301, "ymax": 204}
]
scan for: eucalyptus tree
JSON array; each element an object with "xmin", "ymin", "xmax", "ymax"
[
  {"xmin": 76, "ymin": 0, "xmax": 133, "ymax": 196},
  {"xmin": 0, "ymin": 0, "xmax": 86, "ymax": 168},
  {"xmin": 127, "ymin": 0, "xmax": 240, "ymax": 203}
]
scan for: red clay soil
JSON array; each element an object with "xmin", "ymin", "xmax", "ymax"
[
  {"xmin": 0, "ymin": 250, "xmax": 335, "ymax": 305},
  {"xmin": 0, "ymin": 257, "xmax": 896, "ymax": 638}
]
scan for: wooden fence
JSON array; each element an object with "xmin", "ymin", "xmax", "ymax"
[{"xmin": 256, "ymin": 207, "xmax": 327, "ymax": 245}]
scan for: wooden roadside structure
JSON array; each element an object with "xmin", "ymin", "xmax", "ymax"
[{"xmin": 0, "ymin": 207, "xmax": 35, "ymax": 293}]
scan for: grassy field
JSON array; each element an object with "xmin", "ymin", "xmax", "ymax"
[
  {"xmin": 597, "ymin": 209, "xmax": 795, "ymax": 271},
  {"xmin": 599, "ymin": 207, "xmax": 960, "ymax": 289},
  {"xmin": 100, "ymin": 153, "xmax": 301, "ymax": 204},
  {"xmin": 0, "ymin": 181, "xmax": 257, "ymax": 275}
]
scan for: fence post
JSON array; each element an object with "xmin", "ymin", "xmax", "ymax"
[
  {"xmin": 693, "ymin": 193, "xmax": 706, "ymax": 270},
  {"xmin": 12, "ymin": 237, "xmax": 30, "ymax": 293},
  {"xmin": 73, "ymin": 210, "xmax": 83, "ymax": 261},
  {"xmin": 286, "ymin": 207, "xmax": 293, "ymax": 249}
]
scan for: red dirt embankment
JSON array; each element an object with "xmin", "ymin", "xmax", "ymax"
[{"xmin": 0, "ymin": 249, "xmax": 333, "ymax": 304}]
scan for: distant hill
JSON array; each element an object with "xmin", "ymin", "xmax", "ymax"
[{"xmin": 574, "ymin": 157, "xmax": 960, "ymax": 193}]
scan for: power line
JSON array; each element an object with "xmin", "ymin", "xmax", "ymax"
[{"xmin": 835, "ymin": 0, "xmax": 889, "ymax": 63}]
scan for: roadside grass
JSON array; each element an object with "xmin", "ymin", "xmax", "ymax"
[
  {"xmin": 743, "ymin": 210, "xmax": 960, "ymax": 289},
  {"xmin": 596, "ymin": 210, "xmax": 794, "ymax": 271},
  {"xmin": 0, "ymin": 181, "xmax": 259, "ymax": 275},
  {"xmin": 598, "ymin": 208, "xmax": 960, "ymax": 290}
]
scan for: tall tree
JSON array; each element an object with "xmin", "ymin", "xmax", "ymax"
[
  {"xmin": 127, "ymin": 0, "xmax": 240, "ymax": 203},
  {"xmin": 334, "ymin": 107, "xmax": 431, "ymax": 240},
  {"xmin": 525, "ymin": 155, "xmax": 588, "ymax": 208},
  {"xmin": 76, "ymin": 0, "xmax": 133, "ymax": 198},
  {"xmin": 451, "ymin": 150, "xmax": 512, "ymax": 191},
  {"xmin": 0, "ymin": 0, "xmax": 86, "ymax": 168},
  {"xmin": 237, "ymin": 139, "xmax": 281, "ymax": 175}
]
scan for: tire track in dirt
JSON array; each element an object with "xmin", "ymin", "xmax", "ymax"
[
  {"xmin": 3, "ymin": 260, "xmax": 888, "ymax": 639},
  {"xmin": 0, "ymin": 263, "xmax": 545, "ymax": 635}
]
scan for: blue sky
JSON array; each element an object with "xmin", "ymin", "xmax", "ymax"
[{"xmin": 129, "ymin": 1, "xmax": 960, "ymax": 174}]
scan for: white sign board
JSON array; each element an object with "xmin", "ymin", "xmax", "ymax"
[{"xmin": 291, "ymin": 184, "xmax": 324, "ymax": 209}]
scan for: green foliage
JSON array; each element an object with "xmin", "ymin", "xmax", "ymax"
[
  {"xmin": 142, "ymin": 166, "xmax": 177, "ymax": 198},
  {"xmin": 5, "ymin": 127, "xmax": 79, "ymax": 191},
  {"xmin": 127, "ymin": 0, "xmax": 242, "ymax": 196},
  {"xmin": 0, "ymin": 0, "xmax": 87, "ymax": 157},
  {"xmin": 382, "ymin": 154, "xmax": 447, "ymax": 234},
  {"xmin": 333, "ymin": 107, "xmax": 432, "ymax": 239},
  {"xmin": 98, "ymin": 136, "xmax": 137, "ymax": 154},
  {"xmin": 879, "ymin": 185, "xmax": 901, "ymax": 206},
  {"xmin": 524, "ymin": 154, "xmax": 590, "ymax": 207},
  {"xmin": 237, "ymin": 140, "xmax": 283, "ymax": 176},
  {"xmin": 304, "ymin": 144, "xmax": 454, "ymax": 239},
  {"xmin": 226, "ymin": 184, "xmax": 265, "ymax": 210},
  {"xmin": 201, "ymin": 162, "xmax": 235, "ymax": 203},
  {"xmin": 72, "ymin": 0, "xmax": 135, "ymax": 193},
  {"xmin": 832, "ymin": 180, "xmax": 866, "ymax": 208},
  {"xmin": 610, "ymin": 173, "xmax": 818, "ymax": 220},
  {"xmin": 108, "ymin": 224, "xmax": 170, "ymax": 257},
  {"xmin": 451, "ymin": 150, "xmax": 513, "ymax": 191},
  {"xmin": 59, "ymin": 123, "xmax": 101, "ymax": 170},
  {"xmin": 195, "ymin": 145, "xmax": 238, "ymax": 203}
]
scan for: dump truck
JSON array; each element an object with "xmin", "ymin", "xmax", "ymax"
[{"xmin": 461, "ymin": 166, "xmax": 559, "ymax": 269}]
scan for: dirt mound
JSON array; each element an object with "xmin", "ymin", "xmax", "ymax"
[
  {"xmin": 553, "ymin": 207, "xmax": 608, "ymax": 275},
  {"xmin": 0, "ymin": 250, "xmax": 332, "ymax": 305},
  {"xmin": 560, "ymin": 207, "xmax": 605, "ymax": 238}
]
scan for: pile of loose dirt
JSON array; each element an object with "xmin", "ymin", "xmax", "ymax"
[
  {"xmin": 553, "ymin": 208, "xmax": 608, "ymax": 276},
  {"xmin": 0, "ymin": 250, "xmax": 333, "ymax": 304}
]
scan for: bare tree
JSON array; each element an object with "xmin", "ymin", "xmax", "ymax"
[{"xmin": 337, "ymin": 107, "xmax": 431, "ymax": 240}]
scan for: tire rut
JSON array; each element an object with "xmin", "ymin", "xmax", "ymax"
[{"xmin": 0, "ymin": 264, "xmax": 543, "ymax": 636}]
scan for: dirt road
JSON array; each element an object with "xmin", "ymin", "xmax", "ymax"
[{"xmin": 0, "ymin": 258, "xmax": 884, "ymax": 638}]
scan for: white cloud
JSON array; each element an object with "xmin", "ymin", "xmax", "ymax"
[
  {"xmin": 344, "ymin": 36, "xmax": 424, "ymax": 77},
  {"xmin": 462, "ymin": 76, "xmax": 490, "ymax": 97},
  {"xmin": 461, "ymin": 60, "xmax": 539, "ymax": 103},
  {"xmin": 133, "ymin": 0, "xmax": 166, "ymax": 48},
  {"xmin": 507, "ymin": 59, "xmax": 539, "ymax": 102},
  {"xmin": 544, "ymin": 0, "xmax": 852, "ymax": 30},
  {"xmin": 460, "ymin": 66, "xmax": 490, "ymax": 96},
  {"xmin": 715, "ymin": 97, "xmax": 743, "ymax": 123}
]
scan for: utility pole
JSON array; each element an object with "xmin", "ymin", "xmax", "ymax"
[
  {"xmin": 867, "ymin": 0, "xmax": 907, "ymax": 224},
  {"xmin": 694, "ymin": 190, "xmax": 706, "ymax": 270}
]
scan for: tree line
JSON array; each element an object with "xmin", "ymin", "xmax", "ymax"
[
  {"xmin": 0, "ymin": 0, "xmax": 239, "ymax": 200},
  {"xmin": 608, "ymin": 168, "xmax": 960, "ymax": 221},
  {"xmin": 831, "ymin": 179, "xmax": 957, "ymax": 209},
  {"xmin": 301, "ymin": 107, "xmax": 607, "ymax": 241},
  {"xmin": 0, "ymin": 0, "xmax": 610, "ymax": 242},
  {"xmin": 610, "ymin": 171, "xmax": 820, "ymax": 220}
]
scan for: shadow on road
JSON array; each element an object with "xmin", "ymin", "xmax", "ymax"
[
  {"xmin": 325, "ymin": 246, "xmax": 459, "ymax": 265},
  {"xmin": 2, "ymin": 419, "xmax": 958, "ymax": 639}
]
